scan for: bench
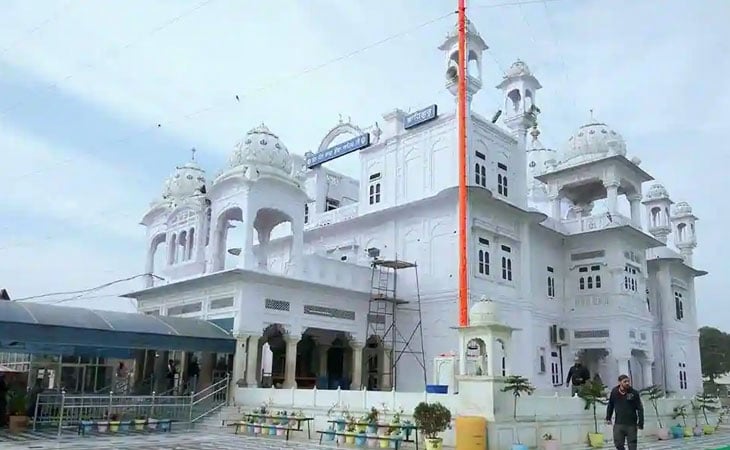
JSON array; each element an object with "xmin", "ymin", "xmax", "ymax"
[
  {"xmin": 227, "ymin": 418, "xmax": 312, "ymax": 441},
  {"xmin": 317, "ymin": 430, "xmax": 403, "ymax": 449}
]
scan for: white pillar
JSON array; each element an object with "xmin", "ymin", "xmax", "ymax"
[
  {"xmin": 381, "ymin": 347, "xmax": 393, "ymax": 391},
  {"xmin": 245, "ymin": 335, "xmax": 261, "ymax": 387},
  {"xmin": 486, "ymin": 337, "xmax": 496, "ymax": 377},
  {"xmin": 257, "ymin": 228, "xmax": 272, "ymax": 270},
  {"xmin": 239, "ymin": 214, "xmax": 256, "ymax": 270},
  {"xmin": 144, "ymin": 248, "xmax": 155, "ymax": 288},
  {"xmin": 642, "ymin": 359, "xmax": 654, "ymax": 389},
  {"xmin": 549, "ymin": 194, "xmax": 561, "ymax": 219},
  {"xmin": 350, "ymin": 341, "xmax": 364, "ymax": 390},
  {"xmin": 605, "ymin": 181, "xmax": 620, "ymax": 214},
  {"xmin": 628, "ymin": 194, "xmax": 642, "ymax": 227},
  {"xmin": 288, "ymin": 217, "xmax": 304, "ymax": 276},
  {"xmin": 232, "ymin": 334, "xmax": 248, "ymax": 386},
  {"xmin": 317, "ymin": 343, "xmax": 330, "ymax": 377},
  {"xmin": 616, "ymin": 356, "xmax": 630, "ymax": 380},
  {"xmin": 283, "ymin": 334, "xmax": 301, "ymax": 389}
]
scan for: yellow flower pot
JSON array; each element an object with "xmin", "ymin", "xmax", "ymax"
[
  {"xmin": 425, "ymin": 437, "xmax": 443, "ymax": 450},
  {"xmin": 588, "ymin": 432, "xmax": 604, "ymax": 448},
  {"xmin": 345, "ymin": 433, "xmax": 355, "ymax": 444}
]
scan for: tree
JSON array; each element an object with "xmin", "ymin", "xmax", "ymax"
[{"xmin": 699, "ymin": 326, "xmax": 730, "ymax": 381}]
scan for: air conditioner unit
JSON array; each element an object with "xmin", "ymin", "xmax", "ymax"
[
  {"xmin": 557, "ymin": 327, "xmax": 569, "ymax": 346},
  {"xmin": 550, "ymin": 324, "xmax": 569, "ymax": 346}
]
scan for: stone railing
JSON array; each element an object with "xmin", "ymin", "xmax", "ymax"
[
  {"xmin": 304, "ymin": 204, "xmax": 359, "ymax": 230},
  {"xmin": 562, "ymin": 212, "xmax": 632, "ymax": 234},
  {"xmin": 299, "ymin": 254, "xmax": 371, "ymax": 293}
]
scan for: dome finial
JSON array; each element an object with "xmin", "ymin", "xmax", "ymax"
[
  {"xmin": 530, "ymin": 124, "xmax": 540, "ymax": 142},
  {"xmin": 589, "ymin": 109, "xmax": 595, "ymax": 122},
  {"xmin": 191, "ymin": 147, "xmax": 196, "ymax": 161}
]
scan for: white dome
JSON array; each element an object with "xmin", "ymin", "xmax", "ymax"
[
  {"xmin": 645, "ymin": 183, "xmax": 670, "ymax": 201},
  {"xmin": 162, "ymin": 161, "xmax": 206, "ymax": 200},
  {"xmin": 674, "ymin": 201, "xmax": 692, "ymax": 216},
  {"xmin": 562, "ymin": 122, "xmax": 627, "ymax": 164},
  {"xmin": 506, "ymin": 59, "xmax": 531, "ymax": 78},
  {"xmin": 229, "ymin": 124, "xmax": 293, "ymax": 176},
  {"xmin": 469, "ymin": 296, "xmax": 500, "ymax": 326}
]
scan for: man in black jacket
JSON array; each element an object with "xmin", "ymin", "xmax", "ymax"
[
  {"xmin": 606, "ymin": 374, "xmax": 644, "ymax": 450},
  {"xmin": 566, "ymin": 358, "xmax": 590, "ymax": 396}
]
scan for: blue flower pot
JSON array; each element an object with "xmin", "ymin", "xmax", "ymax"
[
  {"xmin": 335, "ymin": 419, "xmax": 346, "ymax": 432},
  {"xmin": 355, "ymin": 434, "xmax": 367, "ymax": 446},
  {"xmin": 511, "ymin": 445, "xmax": 529, "ymax": 450},
  {"xmin": 80, "ymin": 421, "xmax": 94, "ymax": 434},
  {"xmin": 324, "ymin": 429, "xmax": 335, "ymax": 441},
  {"xmin": 159, "ymin": 419, "xmax": 171, "ymax": 432},
  {"xmin": 367, "ymin": 424, "xmax": 378, "ymax": 434},
  {"xmin": 670, "ymin": 425, "xmax": 684, "ymax": 439},
  {"xmin": 119, "ymin": 421, "xmax": 131, "ymax": 432}
]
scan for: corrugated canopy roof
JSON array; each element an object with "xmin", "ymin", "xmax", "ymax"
[{"xmin": 0, "ymin": 302, "xmax": 235, "ymax": 356}]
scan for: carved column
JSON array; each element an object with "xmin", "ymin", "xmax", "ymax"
[
  {"xmin": 232, "ymin": 334, "xmax": 249, "ymax": 386},
  {"xmin": 257, "ymin": 227, "xmax": 272, "ymax": 270},
  {"xmin": 604, "ymin": 180, "xmax": 620, "ymax": 214},
  {"xmin": 283, "ymin": 334, "xmax": 301, "ymax": 389},
  {"xmin": 616, "ymin": 355, "xmax": 631, "ymax": 380},
  {"xmin": 350, "ymin": 341, "xmax": 364, "ymax": 390},
  {"xmin": 628, "ymin": 193, "xmax": 643, "ymax": 228},
  {"xmin": 317, "ymin": 342, "xmax": 331, "ymax": 379},
  {"xmin": 245, "ymin": 335, "xmax": 261, "ymax": 387},
  {"xmin": 380, "ymin": 346, "xmax": 393, "ymax": 391},
  {"xmin": 288, "ymin": 217, "xmax": 304, "ymax": 277},
  {"xmin": 549, "ymin": 194, "xmax": 561, "ymax": 220},
  {"xmin": 642, "ymin": 359, "xmax": 654, "ymax": 389}
]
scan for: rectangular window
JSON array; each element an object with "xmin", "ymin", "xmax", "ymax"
[
  {"xmin": 678, "ymin": 362, "xmax": 687, "ymax": 390},
  {"xmin": 477, "ymin": 237, "xmax": 490, "ymax": 276},
  {"xmin": 210, "ymin": 297, "xmax": 234, "ymax": 310},
  {"xmin": 167, "ymin": 302, "xmax": 202, "ymax": 316},
  {"xmin": 674, "ymin": 291, "xmax": 684, "ymax": 320},
  {"xmin": 304, "ymin": 203, "xmax": 309, "ymax": 224},
  {"xmin": 578, "ymin": 265, "xmax": 602, "ymax": 291},
  {"xmin": 368, "ymin": 172, "xmax": 382, "ymax": 205},
  {"xmin": 325, "ymin": 197, "xmax": 340, "ymax": 211},
  {"xmin": 474, "ymin": 152, "xmax": 487, "ymax": 187},
  {"xmin": 500, "ymin": 244, "xmax": 512, "ymax": 281},
  {"xmin": 497, "ymin": 163, "xmax": 508, "ymax": 197},
  {"xmin": 624, "ymin": 264, "xmax": 638, "ymax": 292},
  {"xmin": 646, "ymin": 288, "xmax": 651, "ymax": 312},
  {"xmin": 550, "ymin": 351, "xmax": 561, "ymax": 385},
  {"xmin": 547, "ymin": 266, "xmax": 555, "ymax": 298}
]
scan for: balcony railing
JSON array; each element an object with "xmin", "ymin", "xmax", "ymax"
[
  {"xmin": 562, "ymin": 213, "xmax": 633, "ymax": 234},
  {"xmin": 572, "ymin": 293, "xmax": 649, "ymax": 316},
  {"xmin": 305, "ymin": 203, "xmax": 359, "ymax": 230}
]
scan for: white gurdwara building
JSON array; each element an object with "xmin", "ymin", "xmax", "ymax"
[{"xmin": 125, "ymin": 20, "xmax": 705, "ymax": 395}]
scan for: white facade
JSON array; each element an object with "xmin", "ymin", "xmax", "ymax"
[{"xmin": 126, "ymin": 20, "xmax": 706, "ymax": 396}]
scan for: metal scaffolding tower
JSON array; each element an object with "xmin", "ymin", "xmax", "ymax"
[{"xmin": 365, "ymin": 257, "xmax": 426, "ymax": 390}]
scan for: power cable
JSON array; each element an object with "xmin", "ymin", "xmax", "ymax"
[
  {"xmin": 4, "ymin": 10, "xmax": 456, "ymax": 189},
  {"xmin": 0, "ymin": 0, "xmax": 217, "ymax": 120},
  {"xmin": 12, "ymin": 273, "xmax": 161, "ymax": 302},
  {"xmin": 0, "ymin": 1, "xmax": 76, "ymax": 58}
]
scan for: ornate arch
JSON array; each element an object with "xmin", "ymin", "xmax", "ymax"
[{"xmin": 317, "ymin": 122, "xmax": 366, "ymax": 152}]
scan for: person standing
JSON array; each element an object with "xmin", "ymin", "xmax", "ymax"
[
  {"xmin": 606, "ymin": 374, "xmax": 644, "ymax": 450},
  {"xmin": 566, "ymin": 358, "xmax": 590, "ymax": 396},
  {"xmin": 187, "ymin": 357, "xmax": 200, "ymax": 394},
  {"xmin": 0, "ymin": 374, "xmax": 7, "ymax": 427}
]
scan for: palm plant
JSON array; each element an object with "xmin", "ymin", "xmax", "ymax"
[
  {"xmin": 639, "ymin": 385, "xmax": 664, "ymax": 428},
  {"xmin": 500, "ymin": 375, "xmax": 536, "ymax": 420},
  {"xmin": 577, "ymin": 379, "xmax": 608, "ymax": 434}
]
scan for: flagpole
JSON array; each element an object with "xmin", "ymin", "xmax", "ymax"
[{"xmin": 457, "ymin": 0, "xmax": 469, "ymax": 327}]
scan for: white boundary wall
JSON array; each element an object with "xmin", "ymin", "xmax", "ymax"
[{"xmin": 234, "ymin": 378, "xmax": 720, "ymax": 449}]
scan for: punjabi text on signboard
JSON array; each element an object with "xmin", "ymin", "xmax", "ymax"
[{"xmin": 306, "ymin": 133, "xmax": 371, "ymax": 168}]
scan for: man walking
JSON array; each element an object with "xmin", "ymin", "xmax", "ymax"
[
  {"xmin": 566, "ymin": 358, "xmax": 590, "ymax": 396},
  {"xmin": 606, "ymin": 374, "xmax": 644, "ymax": 450}
]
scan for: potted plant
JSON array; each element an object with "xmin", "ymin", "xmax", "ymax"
[
  {"xmin": 378, "ymin": 427, "xmax": 390, "ymax": 449},
  {"xmin": 389, "ymin": 428, "xmax": 403, "ymax": 449},
  {"xmin": 670, "ymin": 405, "xmax": 689, "ymax": 438},
  {"xmin": 367, "ymin": 406, "xmax": 380, "ymax": 434},
  {"xmin": 80, "ymin": 416, "xmax": 95, "ymax": 434},
  {"xmin": 500, "ymin": 375, "xmax": 536, "ymax": 450},
  {"xmin": 7, "ymin": 389, "xmax": 29, "ymax": 433},
  {"xmin": 148, "ymin": 416, "xmax": 159, "ymax": 430},
  {"xmin": 109, "ymin": 413, "xmax": 120, "ymax": 432},
  {"xmin": 413, "ymin": 401, "xmax": 452, "ymax": 450},
  {"xmin": 345, "ymin": 418, "xmax": 357, "ymax": 445},
  {"xmin": 401, "ymin": 418, "xmax": 414, "ymax": 441},
  {"xmin": 577, "ymin": 379, "xmax": 608, "ymax": 448},
  {"xmin": 690, "ymin": 401, "xmax": 703, "ymax": 436},
  {"xmin": 323, "ymin": 423, "xmax": 336, "ymax": 441},
  {"xmin": 355, "ymin": 428, "xmax": 367, "ymax": 447},
  {"xmin": 119, "ymin": 414, "xmax": 131, "ymax": 432},
  {"xmin": 640, "ymin": 385, "xmax": 669, "ymax": 440},
  {"xmin": 541, "ymin": 432, "xmax": 559, "ymax": 450},
  {"xmin": 134, "ymin": 415, "xmax": 146, "ymax": 431},
  {"xmin": 97, "ymin": 418, "xmax": 109, "ymax": 433},
  {"xmin": 695, "ymin": 393, "xmax": 720, "ymax": 435}
]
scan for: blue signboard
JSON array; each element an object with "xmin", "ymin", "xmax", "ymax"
[
  {"xmin": 306, "ymin": 133, "xmax": 371, "ymax": 168},
  {"xmin": 404, "ymin": 104, "xmax": 438, "ymax": 130}
]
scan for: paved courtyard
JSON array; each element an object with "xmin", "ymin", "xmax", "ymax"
[{"xmin": 0, "ymin": 428, "xmax": 728, "ymax": 450}]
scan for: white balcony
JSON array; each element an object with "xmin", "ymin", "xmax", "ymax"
[{"xmin": 305, "ymin": 203, "xmax": 359, "ymax": 230}]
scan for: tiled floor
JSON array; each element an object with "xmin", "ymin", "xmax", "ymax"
[{"xmin": 0, "ymin": 427, "xmax": 728, "ymax": 449}]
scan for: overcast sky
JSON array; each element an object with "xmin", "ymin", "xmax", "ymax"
[{"xmin": 0, "ymin": 0, "xmax": 727, "ymax": 328}]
